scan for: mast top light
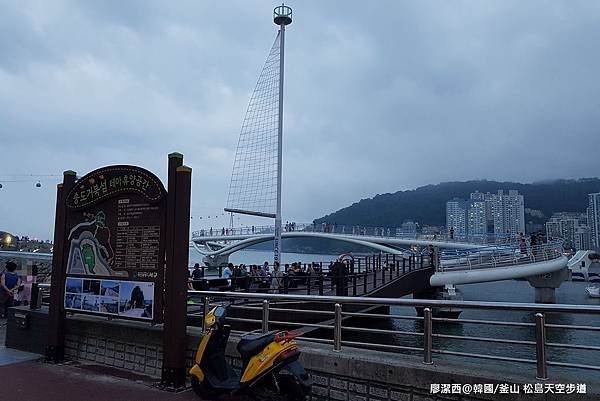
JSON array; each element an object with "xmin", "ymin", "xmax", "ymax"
[{"xmin": 273, "ymin": 4, "xmax": 292, "ymax": 26}]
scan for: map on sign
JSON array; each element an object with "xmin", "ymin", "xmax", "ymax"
[{"xmin": 66, "ymin": 211, "xmax": 122, "ymax": 276}]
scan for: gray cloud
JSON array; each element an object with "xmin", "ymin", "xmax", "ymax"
[{"xmin": 1, "ymin": 1, "xmax": 599, "ymax": 239}]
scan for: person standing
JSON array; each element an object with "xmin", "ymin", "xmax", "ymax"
[
  {"xmin": 191, "ymin": 263, "xmax": 204, "ymax": 280},
  {"xmin": 270, "ymin": 262, "xmax": 282, "ymax": 293},
  {"xmin": 1, "ymin": 261, "xmax": 21, "ymax": 318},
  {"xmin": 530, "ymin": 233, "xmax": 538, "ymax": 258}
]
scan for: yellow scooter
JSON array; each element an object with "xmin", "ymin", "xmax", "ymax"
[{"xmin": 189, "ymin": 304, "xmax": 312, "ymax": 400}]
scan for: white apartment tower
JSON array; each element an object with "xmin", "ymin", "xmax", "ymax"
[
  {"xmin": 589, "ymin": 193, "xmax": 600, "ymax": 248},
  {"xmin": 446, "ymin": 199, "xmax": 468, "ymax": 238},
  {"xmin": 492, "ymin": 190, "xmax": 525, "ymax": 237},
  {"xmin": 467, "ymin": 200, "xmax": 487, "ymax": 238}
]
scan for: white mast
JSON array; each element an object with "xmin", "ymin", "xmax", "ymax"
[{"xmin": 273, "ymin": 4, "xmax": 292, "ymax": 265}]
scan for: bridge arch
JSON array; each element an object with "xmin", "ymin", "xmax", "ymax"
[{"xmin": 192, "ymin": 232, "xmax": 407, "ymax": 257}]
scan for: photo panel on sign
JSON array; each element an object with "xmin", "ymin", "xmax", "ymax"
[
  {"xmin": 119, "ymin": 280, "xmax": 154, "ymax": 320},
  {"xmin": 82, "ymin": 279, "xmax": 101, "ymax": 295},
  {"xmin": 82, "ymin": 294, "xmax": 100, "ymax": 312},
  {"xmin": 100, "ymin": 280, "xmax": 120, "ymax": 297},
  {"xmin": 100, "ymin": 296, "xmax": 119, "ymax": 314},
  {"xmin": 66, "ymin": 277, "xmax": 83, "ymax": 293}
]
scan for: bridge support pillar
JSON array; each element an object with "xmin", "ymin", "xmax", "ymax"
[
  {"xmin": 526, "ymin": 267, "xmax": 569, "ymax": 304},
  {"xmin": 202, "ymin": 254, "xmax": 230, "ymax": 269}
]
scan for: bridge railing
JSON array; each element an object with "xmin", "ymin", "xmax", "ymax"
[
  {"xmin": 191, "ymin": 224, "xmax": 516, "ymax": 245},
  {"xmin": 189, "ymin": 290, "xmax": 600, "ymax": 380},
  {"xmin": 190, "ymin": 254, "xmax": 432, "ymax": 296},
  {"xmin": 31, "ymin": 254, "xmax": 430, "ymax": 306},
  {"xmin": 438, "ymin": 240, "xmax": 565, "ymax": 272}
]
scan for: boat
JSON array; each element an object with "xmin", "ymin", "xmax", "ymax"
[{"xmin": 586, "ymin": 285, "xmax": 600, "ymax": 298}]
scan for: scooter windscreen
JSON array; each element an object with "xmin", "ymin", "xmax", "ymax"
[{"xmin": 214, "ymin": 305, "xmax": 228, "ymax": 324}]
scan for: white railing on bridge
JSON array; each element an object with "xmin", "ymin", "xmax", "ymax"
[
  {"xmin": 191, "ymin": 223, "xmax": 516, "ymax": 245},
  {"xmin": 438, "ymin": 240, "xmax": 565, "ymax": 272}
]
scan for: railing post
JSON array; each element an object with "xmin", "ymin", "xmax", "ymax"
[
  {"xmin": 30, "ymin": 283, "xmax": 39, "ymax": 310},
  {"xmin": 36, "ymin": 285, "xmax": 44, "ymax": 309},
  {"xmin": 382, "ymin": 266, "xmax": 386, "ymax": 284},
  {"xmin": 423, "ymin": 307, "xmax": 433, "ymax": 365},
  {"xmin": 202, "ymin": 296, "xmax": 211, "ymax": 333},
  {"xmin": 358, "ymin": 258, "xmax": 361, "ymax": 273},
  {"xmin": 319, "ymin": 274, "xmax": 324, "ymax": 295},
  {"xmin": 262, "ymin": 300, "xmax": 270, "ymax": 333},
  {"xmin": 363, "ymin": 273, "xmax": 368, "ymax": 294},
  {"xmin": 218, "ymin": 265, "xmax": 223, "ymax": 277},
  {"xmin": 283, "ymin": 275, "xmax": 289, "ymax": 294},
  {"xmin": 535, "ymin": 313, "xmax": 548, "ymax": 380},
  {"xmin": 307, "ymin": 276, "xmax": 311, "ymax": 295},
  {"xmin": 333, "ymin": 303, "xmax": 342, "ymax": 351},
  {"xmin": 420, "ymin": 255, "xmax": 424, "ymax": 269},
  {"xmin": 353, "ymin": 275, "xmax": 357, "ymax": 295},
  {"xmin": 373, "ymin": 270, "xmax": 377, "ymax": 290},
  {"xmin": 403, "ymin": 258, "xmax": 406, "ymax": 274},
  {"xmin": 389, "ymin": 265, "xmax": 393, "ymax": 281}
]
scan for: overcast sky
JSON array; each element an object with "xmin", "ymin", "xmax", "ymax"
[{"xmin": 1, "ymin": 1, "xmax": 599, "ymax": 240}]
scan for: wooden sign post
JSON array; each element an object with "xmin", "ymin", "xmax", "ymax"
[{"xmin": 46, "ymin": 154, "xmax": 192, "ymax": 385}]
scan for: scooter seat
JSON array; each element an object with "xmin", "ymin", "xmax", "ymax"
[{"xmin": 237, "ymin": 330, "xmax": 277, "ymax": 359}]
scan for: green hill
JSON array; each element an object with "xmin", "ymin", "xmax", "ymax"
[{"xmin": 314, "ymin": 178, "xmax": 600, "ymax": 228}]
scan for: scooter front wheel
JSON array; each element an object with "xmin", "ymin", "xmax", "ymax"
[{"xmin": 191, "ymin": 375, "xmax": 220, "ymax": 400}]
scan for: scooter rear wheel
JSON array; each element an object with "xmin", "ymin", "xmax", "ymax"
[
  {"xmin": 191, "ymin": 375, "xmax": 220, "ymax": 399},
  {"xmin": 251, "ymin": 374, "xmax": 308, "ymax": 401}
]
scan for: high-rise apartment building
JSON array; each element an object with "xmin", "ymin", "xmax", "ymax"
[
  {"xmin": 545, "ymin": 212, "xmax": 587, "ymax": 247},
  {"xmin": 467, "ymin": 200, "xmax": 486, "ymax": 238},
  {"xmin": 493, "ymin": 190, "xmax": 525, "ymax": 236},
  {"xmin": 447, "ymin": 190, "xmax": 525, "ymax": 239},
  {"xmin": 446, "ymin": 199, "xmax": 468, "ymax": 238},
  {"xmin": 589, "ymin": 193, "xmax": 600, "ymax": 249},
  {"xmin": 575, "ymin": 226, "xmax": 592, "ymax": 251}
]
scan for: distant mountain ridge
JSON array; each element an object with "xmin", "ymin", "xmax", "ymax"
[{"xmin": 314, "ymin": 178, "xmax": 600, "ymax": 227}]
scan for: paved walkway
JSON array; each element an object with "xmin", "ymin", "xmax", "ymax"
[
  {"xmin": 0, "ymin": 360, "xmax": 205, "ymax": 401},
  {"xmin": 0, "ymin": 318, "xmax": 246, "ymax": 401}
]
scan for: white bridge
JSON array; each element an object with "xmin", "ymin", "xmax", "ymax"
[{"xmin": 190, "ymin": 224, "xmax": 569, "ymax": 301}]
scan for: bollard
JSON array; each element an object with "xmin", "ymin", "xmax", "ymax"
[
  {"xmin": 535, "ymin": 313, "xmax": 548, "ymax": 380},
  {"xmin": 423, "ymin": 307, "xmax": 433, "ymax": 364},
  {"xmin": 333, "ymin": 303, "xmax": 342, "ymax": 351},
  {"xmin": 262, "ymin": 300, "xmax": 269, "ymax": 333}
]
